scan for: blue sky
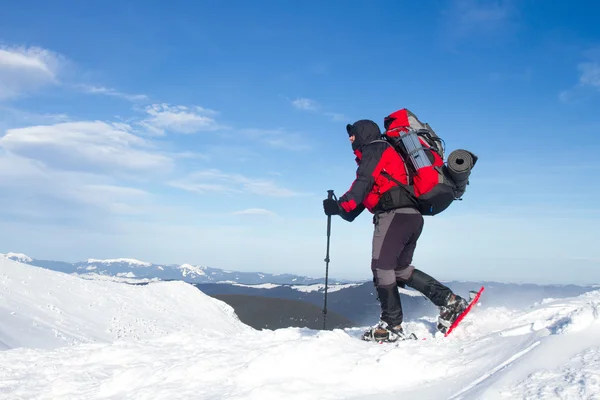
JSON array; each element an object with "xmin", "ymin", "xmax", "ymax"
[{"xmin": 0, "ymin": 0, "xmax": 599, "ymax": 284}]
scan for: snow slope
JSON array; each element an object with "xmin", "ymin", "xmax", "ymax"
[
  {"xmin": 0, "ymin": 256, "xmax": 248, "ymax": 351},
  {"xmin": 1, "ymin": 257, "xmax": 600, "ymax": 399}
]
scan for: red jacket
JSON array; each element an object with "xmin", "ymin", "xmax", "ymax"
[{"xmin": 339, "ymin": 120, "xmax": 412, "ymax": 217}]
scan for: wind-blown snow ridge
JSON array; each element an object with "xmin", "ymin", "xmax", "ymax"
[
  {"xmin": 86, "ymin": 257, "xmax": 152, "ymax": 267},
  {"xmin": 1, "ymin": 257, "xmax": 600, "ymax": 399},
  {"xmin": 0, "ymin": 252, "xmax": 32, "ymax": 263}
]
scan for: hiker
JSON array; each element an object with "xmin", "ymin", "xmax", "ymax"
[{"xmin": 322, "ymin": 119, "xmax": 468, "ymax": 342}]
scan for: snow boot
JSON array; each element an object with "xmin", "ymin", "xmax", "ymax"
[
  {"xmin": 437, "ymin": 293, "xmax": 469, "ymax": 334},
  {"xmin": 361, "ymin": 321, "xmax": 414, "ymax": 342}
]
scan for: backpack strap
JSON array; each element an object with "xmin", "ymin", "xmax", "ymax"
[
  {"xmin": 370, "ymin": 138, "xmax": 415, "ymax": 185},
  {"xmin": 381, "ymin": 170, "xmax": 415, "ymax": 197}
]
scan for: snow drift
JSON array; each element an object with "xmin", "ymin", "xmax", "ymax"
[{"xmin": 1, "ymin": 256, "xmax": 600, "ymax": 399}]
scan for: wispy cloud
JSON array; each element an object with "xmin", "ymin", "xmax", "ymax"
[
  {"xmin": 0, "ymin": 151, "xmax": 153, "ymax": 218},
  {"xmin": 0, "ymin": 106, "xmax": 70, "ymax": 127},
  {"xmin": 559, "ymin": 53, "xmax": 600, "ymax": 103},
  {"xmin": 169, "ymin": 169, "xmax": 305, "ymax": 197},
  {"xmin": 439, "ymin": 0, "xmax": 518, "ymax": 46},
  {"xmin": 289, "ymin": 97, "xmax": 346, "ymax": 122},
  {"xmin": 238, "ymin": 128, "xmax": 310, "ymax": 150},
  {"xmin": 292, "ymin": 98, "xmax": 318, "ymax": 111},
  {"xmin": 489, "ymin": 68, "xmax": 532, "ymax": 83},
  {"xmin": 0, "ymin": 44, "xmax": 149, "ymax": 106},
  {"xmin": 231, "ymin": 208, "xmax": 277, "ymax": 217},
  {"xmin": 578, "ymin": 62, "xmax": 600, "ymax": 88},
  {"xmin": 170, "ymin": 151, "xmax": 212, "ymax": 161},
  {"xmin": 73, "ymin": 184, "xmax": 151, "ymax": 215},
  {"xmin": 139, "ymin": 103, "xmax": 222, "ymax": 135},
  {"xmin": 323, "ymin": 112, "xmax": 347, "ymax": 122},
  {"xmin": 78, "ymin": 84, "xmax": 148, "ymax": 102},
  {"xmin": 455, "ymin": 0, "xmax": 511, "ymax": 26},
  {"xmin": 0, "ymin": 45, "xmax": 64, "ymax": 100},
  {"xmin": 0, "ymin": 120, "xmax": 172, "ymax": 172}
]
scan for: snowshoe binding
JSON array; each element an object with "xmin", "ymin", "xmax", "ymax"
[
  {"xmin": 361, "ymin": 321, "xmax": 418, "ymax": 343},
  {"xmin": 437, "ymin": 287, "xmax": 484, "ymax": 336},
  {"xmin": 437, "ymin": 293, "xmax": 469, "ymax": 334}
]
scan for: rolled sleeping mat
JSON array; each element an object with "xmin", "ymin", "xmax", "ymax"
[{"xmin": 447, "ymin": 149, "xmax": 478, "ymax": 193}]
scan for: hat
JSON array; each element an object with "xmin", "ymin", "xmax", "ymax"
[{"xmin": 346, "ymin": 124, "xmax": 354, "ymax": 136}]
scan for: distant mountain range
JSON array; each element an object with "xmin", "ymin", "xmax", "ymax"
[
  {"xmin": 0, "ymin": 252, "xmax": 354, "ymax": 285},
  {"xmin": 195, "ymin": 280, "xmax": 600, "ymax": 328},
  {"xmin": 3, "ymin": 251, "xmax": 599, "ymax": 331}
]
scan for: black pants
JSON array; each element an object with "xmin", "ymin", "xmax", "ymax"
[{"xmin": 371, "ymin": 209, "xmax": 452, "ymax": 326}]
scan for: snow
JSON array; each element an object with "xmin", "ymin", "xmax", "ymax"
[
  {"xmin": 73, "ymin": 273, "xmax": 158, "ymax": 284},
  {"xmin": 399, "ymin": 287, "xmax": 426, "ymax": 297},
  {"xmin": 220, "ymin": 282, "xmax": 365, "ymax": 293},
  {"xmin": 229, "ymin": 282, "xmax": 282, "ymax": 289},
  {"xmin": 177, "ymin": 263, "xmax": 206, "ymax": 277},
  {"xmin": 2, "ymin": 257, "xmax": 600, "ymax": 399},
  {"xmin": 290, "ymin": 283, "xmax": 361, "ymax": 293},
  {"xmin": 86, "ymin": 258, "xmax": 152, "ymax": 267},
  {"xmin": 0, "ymin": 252, "xmax": 33, "ymax": 263},
  {"xmin": 116, "ymin": 272, "xmax": 136, "ymax": 278},
  {"xmin": 0, "ymin": 257, "xmax": 247, "ymax": 351}
]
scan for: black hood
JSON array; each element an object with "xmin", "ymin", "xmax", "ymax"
[{"xmin": 346, "ymin": 119, "xmax": 382, "ymax": 151}]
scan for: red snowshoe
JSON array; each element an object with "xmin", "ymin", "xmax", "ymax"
[{"xmin": 437, "ymin": 287, "xmax": 484, "ymax": 337}]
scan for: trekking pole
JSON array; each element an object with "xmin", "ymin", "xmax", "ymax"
[{"xmin": 322, "ymin": 189, "xmax": 335, "ymax": 330}]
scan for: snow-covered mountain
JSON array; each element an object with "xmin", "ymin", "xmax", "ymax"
[
  {"xmin": 1, "ymin": 256, "xmax": 600, "ymax": 399},
  {"xmin": 0, "ymin": 252, "xmax": 351, "ymax": 285}
]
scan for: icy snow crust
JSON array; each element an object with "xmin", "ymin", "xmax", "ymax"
[{"xmin": 1, "ymin": 257, "xmax": 599, "ymax": 399}]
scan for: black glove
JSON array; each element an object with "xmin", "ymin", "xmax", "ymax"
[{"xmin": 323, "ymin": 198, "xmax": 340, "ymax": 216}]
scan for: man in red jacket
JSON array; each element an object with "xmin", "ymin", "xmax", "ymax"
[{"xmin": 323, "ymin": 119, "xmax": 467, "ymax": 342}]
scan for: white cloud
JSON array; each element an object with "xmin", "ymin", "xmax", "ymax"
[
  {"xmin": 578, "ymin": 62, "xmax": 600, "ymax": 88},
  {"xmin": 170, "ymin": 181, "xmax": 230, "ymax": 193},
  {"xmin": 292, "ymin": 98, "xmax": 319, "ymax": 111},
  {"xmin": 439, "ymin": 0, "xmax": 517, "ymax": 46},
  {"xmin": 559, "ymin": 59, "xmax": 600, "ymax": 103},
  {"xmin": 73, "ymin": 184, "xmax": 150, "ymax": 214},
  {"xmin": 0, "ymin": 151, "xmax": 151, "ymax": 217},
  {"xmin": 290, "ymin": 97, "xmax": 346, "ymax": 122},
  {"xmin": 239, "ymin": 128, "xmax": 310, "ymax": 150},
  {"xmin": 324, "ymin": 112, "xmax": 347, "ymax": 122},
  {"xmin": 169, "ymin": 169, "xmax": 305, "ymax": 197},
  {"xmin": 455, "ymin": 0, "xmax": 511, "ymax": 25},
  {"xmin": 171, "ymin": 151, "xmax": 212, "ymax": 161},
  {"xmin": 140, "ymin": 103, "xmax": 221, "ymax": 135},
  {"xmin": 0, "ymin": 45, "xmax": 63, "ymax": 100},
  {"xmin": 0, "ymin": 120, "xmax": 172, "ymax": 172},
  {"xmin": 0, "ymin": 106, "xmax": 70, "ymax": 134},
  {"xmin": 78, "ymin": 84, "xmax": 148, "ymax": 102},
  {"xmin": 231, "ymin": 208, "xmax": 277, "ymax": 217}
]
